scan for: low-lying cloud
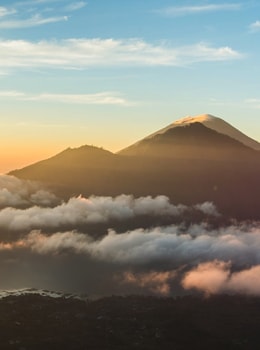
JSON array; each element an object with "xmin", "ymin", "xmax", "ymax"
[
  {"xmin": 0, "ymin": 193, "xmax": 219, "ymax": 232},
  {"xmin": 182, "ymin": 261, "xmax": 260, "ymax": 296},
  {"xmin": 0, "ymin": 223, "xmax": 260, "ymax": 295},
  {"xmin": 2, "ymin": 222, "xmax": 259, "ymax": 266},
  {"xmin": 0, "ymin": 175, "xmax": 59, "ymax": 208},
  {"xmin": 0, "ymin": 175, "xmax": 259, "ymax": 296},
  {"xmin": 0, "ymin": 221, "xmax": 259, "ymax": 295},
  {"xmin": 121, "ymin": 270, "xmax": 177, "ymax": 296},
  {"xmin": 2, "ymin": 224, "xmax": 260, "ymax": 295}
]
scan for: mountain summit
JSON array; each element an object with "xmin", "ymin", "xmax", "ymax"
[
  {"xmin": 172, "ymin": 114, "xmax": 260, "ymax": 150},
  {"xmin": 119, "ymin": 114, "xmax": 260, "ymax": 155}
]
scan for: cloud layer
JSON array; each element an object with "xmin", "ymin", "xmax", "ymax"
[
  {"xmin": 0, "ymin": 175, "xmax": 259, "ymax": 296},
  {"xmin": 0, "ymin": 194, "xmax": 217, "ymax": 232},
  {"xmin": 0, "ymin": 175, "xmax": 59, "ymax": 208},
  {"xmin": 1, "ymin": 223, "xmax": 260, "ymax": 295},
  {"xmin": 3, "ymin": 221, "xmax": 259, "ymax": 266}
]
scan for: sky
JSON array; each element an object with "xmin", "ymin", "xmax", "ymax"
[{"xmin": 0, "ymin": 0, "xmax": 260, "ymax": 173}]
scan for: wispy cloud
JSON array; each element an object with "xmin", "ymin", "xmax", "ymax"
[
  {"xmin": 0, "ymin": 91, "xmax": 26, "ymax": 98},
  {"xmin": 245, "ymin": 98, "xmax": 260, "ymax": 109},
  {"xmin": 157, "ymin": 3, "xmax": 241, "ymax": 16},
  {"xmin": 65, "ymin": 1, "xmax": 87, "ymax": 11},
  {"xmin": 0, "ymin": 38, "xmax": 242, "ymax": 72},
  {"xmin": 249, "ymin": 20, "xmax": 260, "ymax": 32},
  {"xmin": 16, "ymin": 0, "xmax": 62, "ymax": 6},
  {"xmin": 0, "ymin": 14, "xmax": 68, "ymax": 29},
  {"xmin": 0, "ymin": 90, "xmax": 132, "ymax": 106},
  {"xmin": 0, "ymin": 0, "xmax": 70, "ymax": 29},
  {"xmin": 24, "ymin": 92, "xmax": 131, "ymax": 106},
  {"xmin": 0, "ymin": 6, "xmax": 16, "ymax": 17}
]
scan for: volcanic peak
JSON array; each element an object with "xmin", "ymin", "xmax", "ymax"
[
  {"xmin": 173, "ymin": 114, "xmax": 216, "ymax": 126},
  {"xmin": 141, "ymin": 113, "xmax": 260, "ymax": 151},
  {"xmin": 147, "ymin": 114, "xmax": 216, "ymax": 138}
]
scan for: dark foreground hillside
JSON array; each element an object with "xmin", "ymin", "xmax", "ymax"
[{"xmin": 1, "ymin": 294, "xmax": 260, "ymax": 349}]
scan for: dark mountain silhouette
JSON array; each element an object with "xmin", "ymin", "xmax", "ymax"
[{"xmin": 10, "ymin": 115, "xmax": 260, "ymax": 219}]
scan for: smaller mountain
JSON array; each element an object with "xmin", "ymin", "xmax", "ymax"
[
  {"xmin": 9, "ymin": 145, "xmax": 118, "ymax": 197},
  {"xmin": 10, "ymin": 145, "xmax": 115, "ymax": 177}
]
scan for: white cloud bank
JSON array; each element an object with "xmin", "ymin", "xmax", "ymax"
[
  {"xmin": 2, "ymin": 224, "xmax": 260, "ymax": 295},
  {"xmin": 1, "ymin": 173, "xmax": 259, "ymax": 296},
  {"xmin": 0, "ymin": 175, "xmax": 259, "ymax": 296},
  {"xmin": 0, "ymin": 194, "xmax": 194, "ymax": 231},
  {"xmin": 2, "ymin": 221, "xmax": 260, "ymax": 266}
]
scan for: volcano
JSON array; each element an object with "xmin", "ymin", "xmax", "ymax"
[
  {"xmin": 10, "ymin": 114, "xmax": 260, "ymax": 219},
  {"xmin": 119, "ymin": 114, "xmax": 260, "ymax": 156}
]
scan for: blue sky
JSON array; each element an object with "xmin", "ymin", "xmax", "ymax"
[{"xmin": 0, "ymin": 0, "xmax": 260, "ymax": 172}]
